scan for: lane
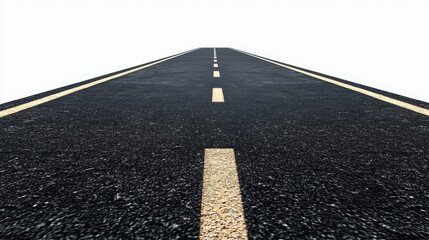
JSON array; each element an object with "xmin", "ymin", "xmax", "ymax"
[
  {"xmin": 0, "ymin": 49, "xmax": 214, "ymax": 238},
  {"xmin": 0, "ymin": 47, "xmax": 428, "ymax": 239},
  {"xmin": 210, "ymin": 48, "xmax": 429, "ymax": 238}
]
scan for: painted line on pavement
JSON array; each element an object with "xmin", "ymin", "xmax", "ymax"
[
  {"xmin": 212, "ymin": 88, "xmax": 225, "ymax": 102},
  {"xmin": 0, "ymin": 49, "xmax": 199, "ymax": 118},
  {"xmin": 214, "ymin": 63, "xmax": 219, "ymax": 68},
  {"xmin": 214, "ymin": 48, "xmax": 217, "ymax": 58},
  {"xmin": 233, "ymin": 48, "xmax": 429, "ymax": 116},
  {"xmin": 200, "ymin": 148, "xmax": 248, "ymax": 239},
  {"xmin": 213, "ymin": 71, "xmax": 220, "ymax": 78},
  {"xmin": 214, "ymin": 59, "xmax": 217, "ymax": 63}
]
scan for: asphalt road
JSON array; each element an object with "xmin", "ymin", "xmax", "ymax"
[{"xmin": 1, "ymin": 48, "xmax": 428, "ymax": 239}]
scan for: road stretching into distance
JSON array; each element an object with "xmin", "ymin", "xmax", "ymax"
[{"xmin": 1, "ymin": 48, "xmax": 428, "ymax": 239}]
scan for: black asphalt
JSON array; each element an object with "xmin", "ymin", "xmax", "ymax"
[{"xmin": 1, "ymin": 48, "xmax": 428, "ymax": 239}]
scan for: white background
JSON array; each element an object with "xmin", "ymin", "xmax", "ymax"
[{"xmin": 1, "ymin": 0, "xmax": 428, "ymax": 104}]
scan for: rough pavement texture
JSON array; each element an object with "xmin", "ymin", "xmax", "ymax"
[{"xmin": 1, "ymin": 48, "xmax": 428, "ymax": 239}]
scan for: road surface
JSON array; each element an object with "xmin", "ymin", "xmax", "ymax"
[{"xmin": 1, "ymin": 48, "xmax": 428, "ymax": 239}]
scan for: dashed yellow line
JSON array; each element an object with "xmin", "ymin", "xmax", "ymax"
[
  {"xmin": 212, "ymin": 88, "xmax": 224, "ymax": 102},
  {"xmin": 234, "ymin": 49, "xmax": 429, "ymax": 116},
  {"xmin": 214, "ymin": 63, "xmax": 219, "ymax": 68},
  {"xmin": 0, "ymin": 49, "xmax": 198, "ymax": 118},
  {"xmin": 213, "ymin": 71, "xmax": 220, "ymax": 78},
  {"xmin": 200, "ymin": 148, "xmax": 248, "ymax": 240}
]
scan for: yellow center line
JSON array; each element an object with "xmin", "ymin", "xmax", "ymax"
[
  {"xmin": 233, "ymin": 49, "xmax": 429, "ymax": 116},
  {"xmin": 212, "ymin": 88, "xmax": 225, "ymax": 102},
  {"xmin": 213, "ymin": 71, "xmax": 220, "ymax": 78},
  {"xmin": 214, "ymin": 63, "xmax": 219, "ymax": 68},
  {"xmin": 200, "ymin": 148, "xmax": 248, "ymax": 240},
  {"xmin": 0, "ymin": 49, "xmax": 198, "ymax": 118}
]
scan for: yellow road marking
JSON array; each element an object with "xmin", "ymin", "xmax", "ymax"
[
  {"xmin": 212, "ymin": 88, "xmax": 224, "ymax": 102},
  {"xmin": 0, "ymin": 49, "xmax": 198, "ymax": 118},
  {"xmin": 200, "ymin": 149, "xmax": 248, "ymax": 240},
  {"xmin": 213, "ymin": 71, "xmax": 220, "ymax": 78},
  {"xmin": 214, "ymin": 64, "xmax": 218, "ymax": 68},
  {"xmin": 234, "ymin": 49, "xmax": 429, "ymax": 116}
]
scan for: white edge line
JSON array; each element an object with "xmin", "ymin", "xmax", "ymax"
[
  {"xmin": 0, "ymin": 48, "xmax": 199, "ymax": 118},
  {"xmin": 233, "ymin": 48, "xmax": 429, "ymax": 116}
]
